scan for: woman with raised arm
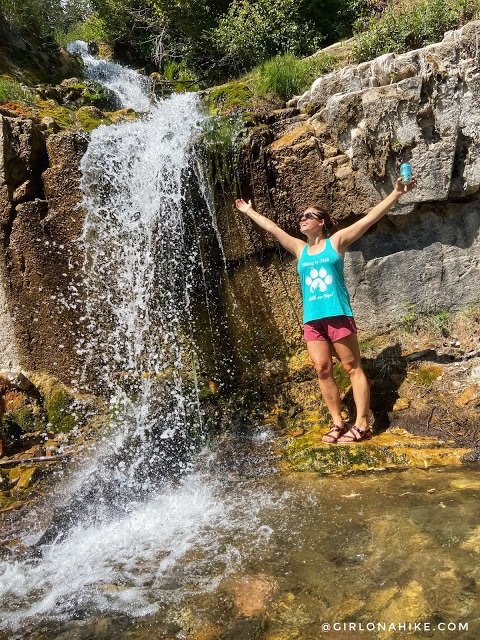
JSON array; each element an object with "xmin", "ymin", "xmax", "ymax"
[{"xmin": 235, "ymin": 176, "xmax": 416, "ymax": 443}]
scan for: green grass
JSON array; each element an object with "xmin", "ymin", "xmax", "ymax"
[
  {"xmin": 352, "ymin": 0, "xmax": 480, "ymax": 63},
  {"xmin": 252, "ymin": 52, "xmax": 337, "ymax": 99},
  {"xmin": 0, "ymin": 76, "xmax": 37, "ymax": 105}
]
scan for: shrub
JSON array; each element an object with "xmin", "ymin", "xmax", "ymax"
[
  {"xmin": 253, "ymin": 52, "xmax": 337, "ymax": 99},
  {"xmin": 352, "ymin": 0, "xmax": 480, "ymax": 63},
  {"xmin": 215, "ymin": 0, "xmax": 323, "ymax": 71},
  {"xmin": 55, "ymin": 14, "xmax": 107, "ymax": 48}
]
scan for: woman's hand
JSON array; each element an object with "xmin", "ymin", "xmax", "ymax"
[
  {"xmin": 394, "ymin": 176, "xmax": 417, "ymax": 195},
  {"xmin": 235, "ymin": 198, "xmax": 253, "ymax": 214}
]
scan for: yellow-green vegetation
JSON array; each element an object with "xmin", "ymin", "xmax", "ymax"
[
  {"xmin": 160, "ymin": 60, "xmax": 199, "ymax": 93},
  {"xmin": 0, "ymin": 76, "xmax": 37, "ymax": 105},
  {"xmin": 252, "ymin": 52, "xmax": 337, "ymax": 99},
  {"xmin": 45, "ymin": 385, "xmax": 77, "ymax": 432},
  {"xmin": 76, "ymin": 105, "xmax": 112, "ymax": 131},
  {"xmin": 54, "ymin": 14, "xmax": 107, "ymax": 49},
  {"xmin": 351, "ymin": 0, "xmax": 480, "ymax": 63},
  {"xmin": 207, "ymin": 82, "xmax": 253, "ymax": 115},
  {"xmin": 280, "ymin": 413, "xmax": 471, "ymax": 473},
  {"xmin": 1, "ymin": 393, "xmax": 44, "ymax": 436},
  {"xmin": 409, "ymin": 364, "xmax": 443, "ymax": 387},
  {"xmin": 38, "ymin": 102, "xmax": 75, "ymax": 129},
  {"xmin": 333, "ymin": 360, "xmax": 351, "ymax": 395},
  {"xmin": 28, "ymin": 373, "xmax": 99, "ymax": 434}
]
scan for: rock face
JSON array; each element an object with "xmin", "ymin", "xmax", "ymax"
[
  {"xmin": 217, "ymin": 21, "xmax": 480, "ymax": 356},
  {"xmin": 0, "ymin": 112, "xmax": 88, "ymax": 383}
]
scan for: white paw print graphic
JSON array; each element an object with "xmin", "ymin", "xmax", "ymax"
[{"xmin": 305, "ymin": 267, "xmax": 332, "ymax": 293}]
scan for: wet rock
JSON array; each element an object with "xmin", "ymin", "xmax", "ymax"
[
  {"xmin": 461, "ymin": 525, "xmax": 480, "ymax": 554},
  {"xmin": 392, "ymin": 397, "xmax": 410, "ymax": 411},
  {"xmin": 16, "ymin": 465, "xmax": 39, "ymax": 489},
  {"xmin": 450, "ymin": 478, "xmax": 480, "ymax": 491},
  {"xmin": 280, "ymin": 414, "xmax": 471, "ymax": 473},
  {"xmin": 76, "ymin": 106, "xmax": 112, "ymax": 132},
  {"xmin": 232, "ymin": 574, "xmax": 278, "ymax": 616},
  {"xmin": 40, "ymin": 116, "xmax": 60, "ymax": 132},
  {"xmin": 381, "ymin": 580, "xmax": 431, "ymax": 623},
  {"xmin": 322, "ymin": 596, "xmax": 366, "ymax": 621}
]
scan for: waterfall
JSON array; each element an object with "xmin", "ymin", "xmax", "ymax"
[
  {"xmin": 75, "ymin": 91, "xmax": 209, "ymax": 490},
  {"xmin": 0, "ymin": 47, "xmax": 233, "ymax": 631},
  {"xmin": 67, "ymin": 40, "xmax": 152, "ymax": 111}
]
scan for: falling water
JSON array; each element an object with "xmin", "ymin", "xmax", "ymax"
[
  {"xmin": 0, "ymin": 47, "xmax": 243, "ymax": 632},
  {"xmin": 66, "ymin": 40, "xmax": 152, "ymax": 111}
]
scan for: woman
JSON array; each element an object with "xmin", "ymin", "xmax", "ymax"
[{"xmin": 235, "ymin": 176, "xmax": 416, "ymax": 443}]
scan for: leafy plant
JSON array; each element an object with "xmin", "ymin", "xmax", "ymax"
[
  {"xmin": 401, "ymin": 301, "xmax": 417, "ymax": 332},
  {"xmin": 215, "ymin": 0, "xmax": 324, "ymax": 71},
  {"xmin": 55, "ymin": 14, "xmax": 107, "ymax": 48},
  {"xmin": 434, "ymin": 310, "xmax": 450, "ymax": 336},
  {"xmin": 0, "ymin": 77, "xmax": 37, "ymax": 105},
  {"xmin": 352, "ymin": 0, "xmax": 480, "ymax": 63}
]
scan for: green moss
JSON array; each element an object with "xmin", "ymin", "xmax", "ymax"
[
  {"xmin": 76, "ymin": 106, "xmax": 112, "ymax": 132},
  {"xmin": 38, "ymin": 102, "xmax": 75, "ymax": 129},
  {"xmin": 45, "ymin": 385, "xmax": 76, "ymax": 432},
  {"xmin": 207, "ymin": 81, "xmax": 253, "ymax": 116},
  {"xmin": 410, "ymin": 364, "xmax": 442, "ymax": 387},
  {"xmin": 283, "ymin": 433, "xmax": 409, "ymax": 473},
  {"xmin": 333, "ymin": 361, "xmax": 351, "ymax": 394},
  {"xmin": 1, "ymin": 395, "xmax": 44, "ymax": 437}
]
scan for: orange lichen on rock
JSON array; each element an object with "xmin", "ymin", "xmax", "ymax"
[{"xmin": 0, "ymin": 102, "xmax": 34, "ymax": 117}]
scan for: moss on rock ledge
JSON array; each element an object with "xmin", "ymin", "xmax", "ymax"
[
  {"xmin": 279, "ymin": 413, "xmax": 472, "ymax": 474},
  {"xmin": 206, "ymin": 81, "xmax": 253, "ymax": 116},
  {"xmin": 76, "ymin": 105, "xmax": 112, "ymax": 132}
]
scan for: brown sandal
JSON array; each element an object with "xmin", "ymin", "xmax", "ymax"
[
  {"xmin": 322, "ymin": 423, "xmax": 347, "ymax": 444},
  {"xmin": 337, "ymin": 425, "xmax": 373, "ymax": 443}
]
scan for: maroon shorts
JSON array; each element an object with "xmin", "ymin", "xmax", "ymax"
[{"xmin": 304, "ymin": 316, "xmax": 357, "ymax": 342}]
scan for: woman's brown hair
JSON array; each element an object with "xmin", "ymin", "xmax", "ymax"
[{"xmin": 310, "ymin": 205, "xmax": 338, "ymax": 237}]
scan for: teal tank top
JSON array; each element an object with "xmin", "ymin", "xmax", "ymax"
[{"xmin": 297, "ymin": 238, "xmax": 353, "ymax": 324}]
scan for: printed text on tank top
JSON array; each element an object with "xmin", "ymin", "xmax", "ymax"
[{"xmin": 297, "ymin": 238, "xmax": 353, "ymax": 324}]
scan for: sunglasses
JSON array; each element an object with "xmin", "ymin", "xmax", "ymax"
[{"xmin": 299, "ymin": 211, "xmax": 323, "ymax": 222}]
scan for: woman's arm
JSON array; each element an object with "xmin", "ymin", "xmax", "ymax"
[
  {"xmin": 334, "ymin": 177, "xmax": 416, "ymax": 252},
  {"xmin": 235, "ymin": 199, "xmax": 305, "ymax": 258}
]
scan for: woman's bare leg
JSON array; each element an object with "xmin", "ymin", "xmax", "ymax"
[
  {"xmin": 306, "ymin": 340, "xmax": 344, "ymax": 427},
  {"xmin": 333, "ymin": 333, "xmax": 370, "ymax": 430}
]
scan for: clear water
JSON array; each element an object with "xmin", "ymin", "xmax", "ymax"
[
  {"xmin": 1, "ymin": 465, "xmax": 480, "ymax": 638},
  {"xmin": 66, "ymin": 40, "xmax": 152, "ymax": 111}
]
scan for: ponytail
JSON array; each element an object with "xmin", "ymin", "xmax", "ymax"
[{"xmin": 310, "ymin": 205, "xmax": 338, "ymax": 237}]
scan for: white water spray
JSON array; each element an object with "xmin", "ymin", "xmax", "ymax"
[
  {"xmin": 0, "ymin": 48, "xmax": 231, "ymax": 632},
  {"xmin": 67, "ymin": 40, "xmax": 152, "ymax": 111}
]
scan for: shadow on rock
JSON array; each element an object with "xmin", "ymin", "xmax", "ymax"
[{"xmin": 343, "ymin": 342, "xmax": 407, "ymax": 434}]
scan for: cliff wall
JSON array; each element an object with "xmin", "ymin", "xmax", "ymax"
[{"xmin": 215, "ymin": 21, "xmax": 480, "ymax": 369}]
